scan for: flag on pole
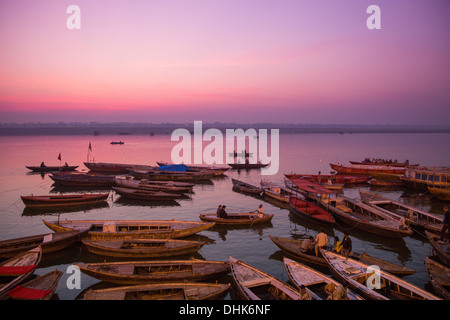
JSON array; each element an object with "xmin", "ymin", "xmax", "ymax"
[
  {"xmin": 88, "ymin": 142, "xmax": 92, "ymax": 151},
  {"xmin": 57, "ymin": 153, "xmax": 61, "ymax": 161}
]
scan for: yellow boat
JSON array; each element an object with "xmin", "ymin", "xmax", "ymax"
[{"xmin": 428, "ymin": 185, "xmax": 450, "ymax": 201}]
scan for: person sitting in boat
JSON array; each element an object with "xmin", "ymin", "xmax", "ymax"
[
  {"xmin": 40, "ymin": 162, "xmax": 46, "ymax": 167},
  {"xmin": 314, "ymin": 229, "xmax": 329, "ymax": 256},
  {"xmin": 332, "ymin": 236, "xmax": 342, "ymax": 253},
  {"xmin": 300, "ymin": 236, "xmax": 314, "ymax": 254},
  {"xmin": 327, "ymin": 282, "xmax": 350, "ymax": 300},
  {"xmin": 218, "ymin": 205, "xmax": 228, "ymax": 219},
  {"xmin": 298, "ymin": 285, "xmax": 312, "ymax": 300},
  {"xmin": 216, "ymin": 205, "xmax": 223, "ymax": 218},
  {"xmin": 439, "ymin": 206, "xmax": 450, "ymax": 244},
  {"xmin": 341, "ymin": 233, "xmax": 352, "ymax": 258},
  {"xmin": 64, "ymin": 162, "xmax": 69, "ymax": 167},
  {"xmin": 398, "ymin": 216, "xmax": 407, "ymax": 230},
  {"xmin": 257, "ymin": 204, "xmax": 264, "ymax": 218}
]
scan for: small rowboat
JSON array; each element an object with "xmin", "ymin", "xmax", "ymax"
[
  {"xmin": 289, "ymin": 196, "xmax": 336, "ymax": 226},
  {"xmin": 26, "ymin": 165, "xmax": 78, "ymax": 173},
  {"xmin": 199, "ymin": 213, "xmax": 273, "ymax": 226},
  {"xmin": 269, "ymin": 236, "xmax": 415, "ymax": 276},
  {"xmin": 283, "ymin": 257, "xmax": 363, "ymax": 300},
  {"xmin": 426, "ymin": 231, "xmax": 450, "ymax": 267},
  {"xmin": 428, "ymin": 185, "xmax": 450, "ymax": 201},
  {"xmin": 49, "ymin": 172, "xmax": 116, "ymax": 187},
  {"xmin": 321, "ymin": 196, "xmax": 413, "ymax": 238},
  {"xmin": 112, "ymin": 187, "xmax": 181, "ymax": 201},
  {"xmin": 5, "ymin": 270, "xmax": 62, "ymax": 300},
  {"xmin": 228, "ymin": 163, "xmax": 269, "ymax": 169},
  {"xmin": 321, "ymin": 249, "xmax": 441, "ymax": 300},
  {"xmin": 269, "ymin": 235, "xmax": 328, "ymax": 267},
  {"xmin": 21, "ymin": 193, "xmax": 109, "ymax": 208},
  {"xmin": 229, "ymin": 256, "xmax": 300, "ymax": 300},
  {"xmin": 115, "ymin": 178, "xmax": 193, "ymax": 194},
  {"xmin": 84, "ymin": 161, "xmax": 155, "ymax": 174},
  {"xmin": 425, "ymin": 256, "xmax": 450, "ymax": 299},
  {"xmin": 0, "ymin": 230, "xmax": 88, "ymax": 259},
  {"xmin": 81, "ymin": 239, "xmax": 205, "ymax": 258},
  {"xmin": 359, "ymin": 190, "xmax": 443, "ymax": 235},
  {"xmin": 0, "ymin": 247, "xmax": 42, "ymax": 296},
  {"xmin": 261, "ymin": 180, "xmax": 293, "ymax": 203},
  {"xmin": 43, "ymin": 219, "xmax": 215, "ymax": 240},
  {"xmin": 84, "ymin": 282, "xmax": 231, "ymax": 300},
  {"xmin": 75, "ymin": 259, "xmax": 230, "ymax": 285},
  {"xmin": 231, "ymin": 178, "xmax": 262, "ymax": 195}
]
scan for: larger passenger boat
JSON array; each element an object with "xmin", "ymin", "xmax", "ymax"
[{"xmin": 400, "ymin": 166, "xmax": 450, "ymax": 191}]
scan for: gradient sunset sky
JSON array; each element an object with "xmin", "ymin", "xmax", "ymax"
[{"xmin": 0, "ymin": 1, "xmax": 449, "ymax": 125}]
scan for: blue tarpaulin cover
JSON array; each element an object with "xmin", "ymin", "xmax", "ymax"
[{"xmin": 158, "ymin": 164, "xmax": 190, "ymax": 172}]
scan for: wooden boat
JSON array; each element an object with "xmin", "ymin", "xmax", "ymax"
[
  {"xmin": 320, "ymin": 196, "xmax": 413, "ymax": 238},
  {"xmin": 425, "ymin": 256, "xmax": 450, "ymax": 299},
  {"xmin": 21, "ymin": 193, "xmax": 109, "ymax": 208},
  {"xmin": 112, "ymin": 187, "xmax": 181, "ymax": 201},
  {"xmin": 368, "ymin": 179, "xmax": 404, "ymax": 187},
  {"xmin": 321, "ymin": 249, "xmax": 441, "ymax": 300},
  {"xmin": 401, "ymin": 166, "xmax": 450, "ymax": 191},
  {"xmin": 330, "ymin": 163, "xmax": 406, "ymax": 175},
  {"xmin": 81, "ymin": 238, "xmax": 205, "ymax": 258},
  {"xmin": 199, "ymin": 213, "xmax": 273, "ymax": 226},
  {"xmin": 130, "ymin": 169, "xmax": 214, "ymax": 182},
  {"xmin": 426, "ymin": 231, "xmax": 450, "ymax": 267},
  {"xmin": 428, "ymin": 185, "xmax": 450, "ymax": 201},
  {"xmin": 42, "ymin": 219, "xmax": 215, "ymax": 240},
  {"xmin": 26, "ymin": 165, "xmax": 78, "ymax": 173},
  {"xmin": 350, "ymin": 159, "xmax": 418, "ymax": 167},
  {"xmin": 157, "ymin": 162, "xmax": 230, "ymax": 175},
  {"xmin": 359, "ymin": 190, "xmax": 443, "ymax": 234},
  {"xmin": 231, "ymin": 178, "xmax": 262, "ymax": 195},
  {"xmin": 348, "ymin": 252, "xmax": 415, "ymax": 276},
  {"xmin": 367, "ymin": 171, "xmax": 403, "ymax": 181},
  {"xmin": 228, "ymin": 163, "xmax": 269, "ymax": 169},
  {"xmin": 84, "ymin": 161, "xmax": 155, "ymax": 174},
  {"xmin": 289, "ymin": 196, "xmax": 336, "ymax": 226},
  {"xmin": 229, "ymin": 256, "xmax": 300, "ymax": 300},
  {"xmin": 285, "ymin": 173, "xmax": 371, "ymax": 185},
  {"xmin": 5, "ymin": 270, "xmax": 62, "ymax": 300},
  {"xmin": 75, "ymin": 259, "xmax": 230, "ymax": 285},
  {"xmin": 269, "ymin": 236, "xmax": 414, "ymax": 276},
  {"xmin": 260, "ymin": 180, "xmax": 293, "ymax": 203},
  {"xmin": 285, "ymin": 174, "xmax": 343, "ymax": 190},
  {"xmin": 84, "ymin": 282, "xmax": 231, "ymax": 300},
  {"xmin": 0, "ymin": 247, "xmax": 42, "ymax": 296},
  {"xmin": 283, "ymin": 257, "xmax": 363, "ymax": 300},
  {"xmin": 115, "ymin": 178, "xmax": 193, "ymax": 194},
  {"xmin": 269, "ymin": 235, "xmax": 328, "ymax": 267},
  {"xmin": 49, "ymin": 172, "xmax": 116, "ymax": 187},
  {"xmin": 0, "ymin": 230, "xmax": 88, "ymax": 259},
  {"xmin": 119, "ymin": 179, "xmax": 194, "ymax": 188}
]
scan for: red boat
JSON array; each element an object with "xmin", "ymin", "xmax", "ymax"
[
  {"xmin": 285, "ymin": 174, "xmax": 371, "ymax": 184},
  {"xmin": 289, "ymin": 196, "xmax": 335, "ymax": 226},
  {"xmin": 329, "ymin": 163, "xmax": 406, "ymax": 175}
]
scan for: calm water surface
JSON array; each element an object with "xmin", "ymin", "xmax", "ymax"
[{"xmin": 0, "ymin": 132, "xmax": 449, "ymax": 300}]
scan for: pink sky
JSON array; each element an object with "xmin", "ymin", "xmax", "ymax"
[{"xmin": 0, "ymin": 0, "xmax": 449, "ymax": 125}]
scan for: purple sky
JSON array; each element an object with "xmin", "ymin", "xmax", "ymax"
[{"xmin": 0, "ymin": 0, "xmax": 449, "ymax": 125}]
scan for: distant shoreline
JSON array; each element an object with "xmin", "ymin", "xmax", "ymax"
[{"xmin": 1, "ymin": 123, "xmax": 449, "ymax": 136}]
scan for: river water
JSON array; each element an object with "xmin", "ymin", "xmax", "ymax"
[{"xmin": 0, "ymin": 131, "xmax": 449, "ymax": 300}]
